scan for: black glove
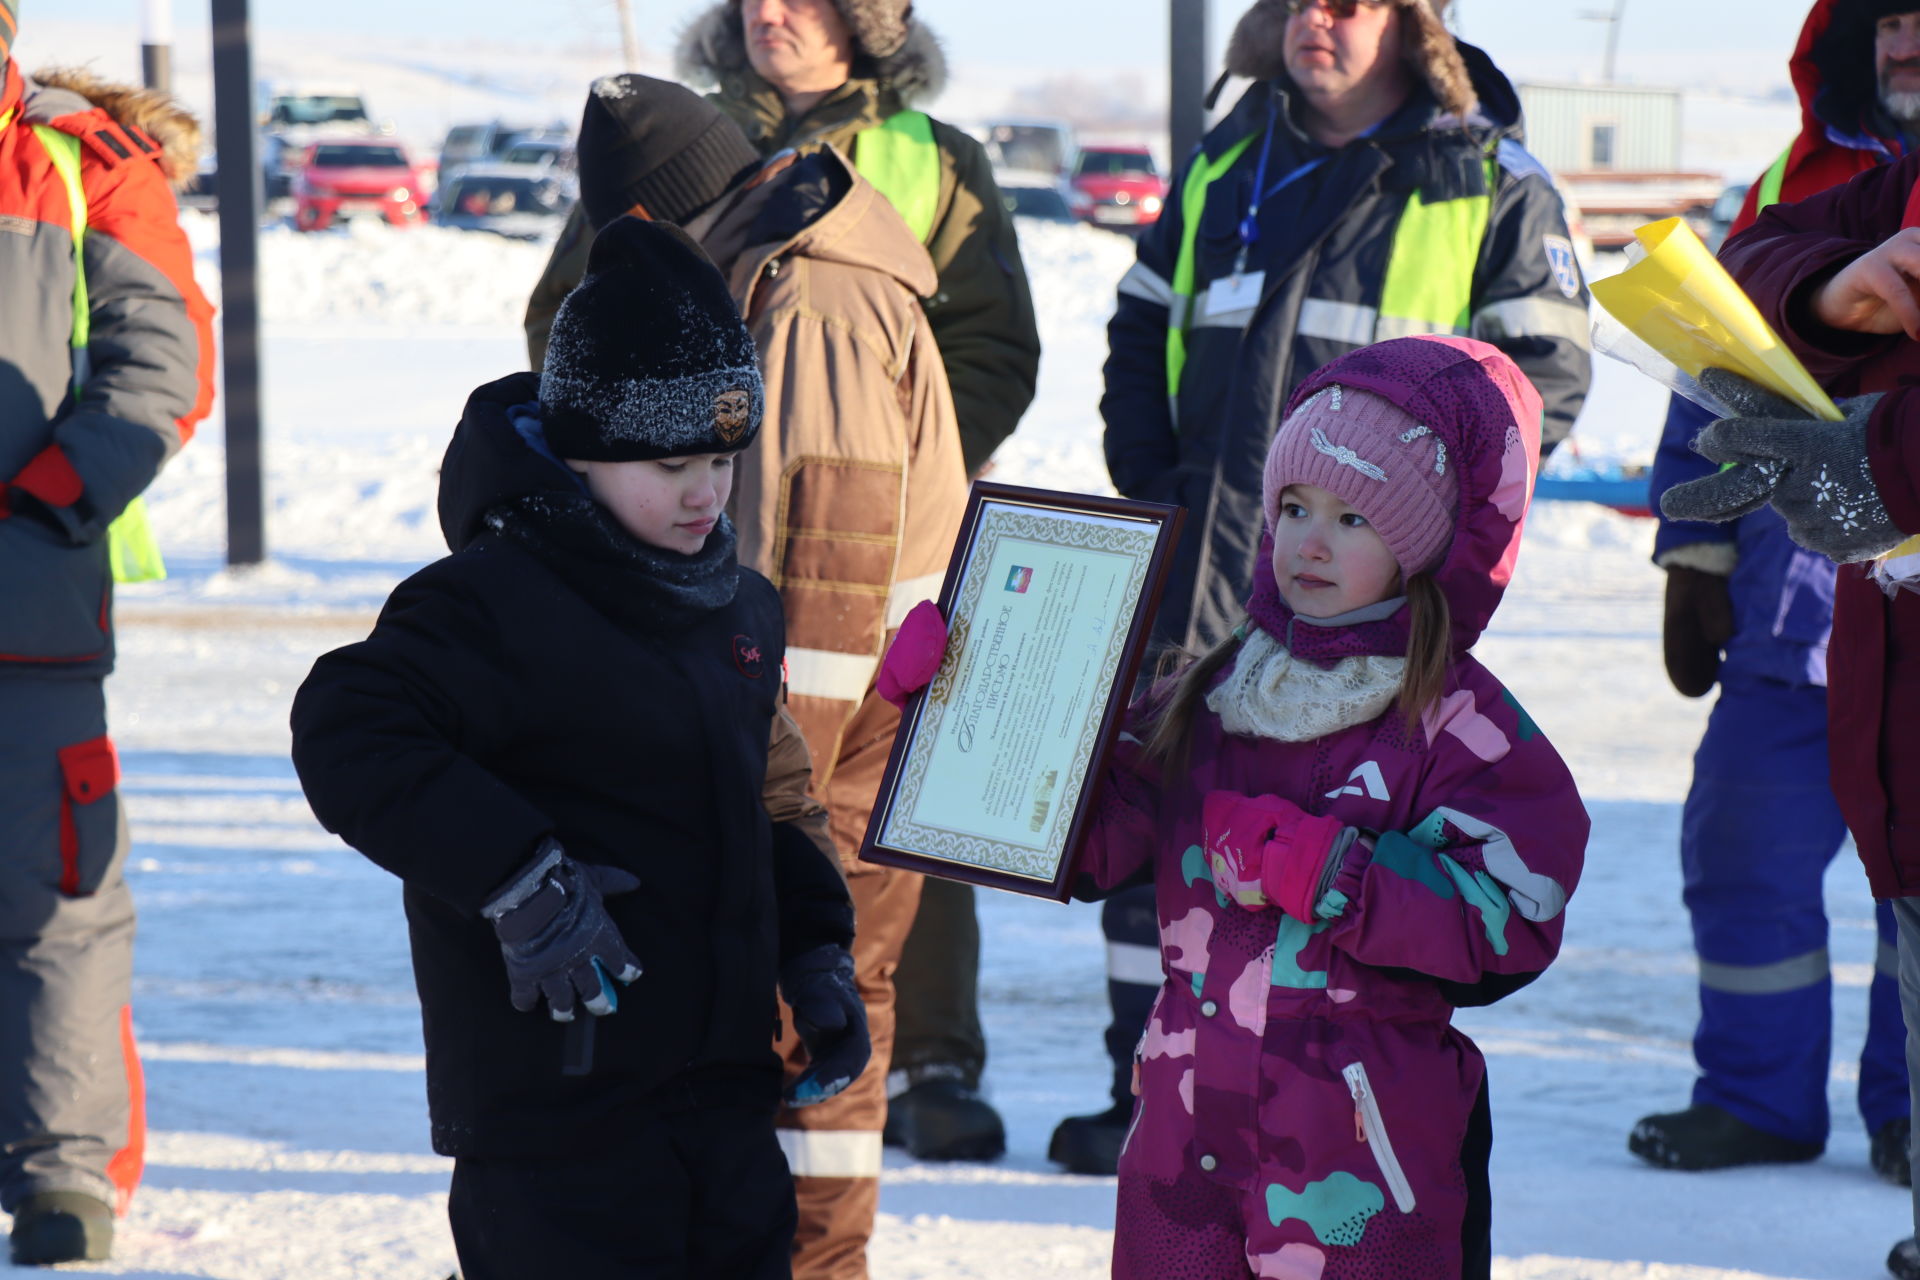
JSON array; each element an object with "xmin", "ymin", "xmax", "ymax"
[
  {"xmin": 1662, "ymin": 565, "xmax": 1733, "ymax": 698},
  {"xmin": 781, "ymin": 944, "xmax": 870, "ymax": 1107},
  {"xmin": 1660, "ymin": 370, "xmax": 1904, "ymax": 563},
  {"xmin": 481, "ymin": 839, "xmax": 643, "ymax": 1022}
]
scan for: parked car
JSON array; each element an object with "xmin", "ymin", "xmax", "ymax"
[
  {"xmin": 439, "ymin": 121, "xmax": 571, "ymax": 186},
  {"xmin": 1070, "ymin": 144, "xmax": 1166, "ymax": 231},
  {"xmin": 993, "ymin": 169, "xmax": 1079, "ymax": 225},
  {"xmin": 293, "ymin": 138, "xmax": 429, "ymax": 231},
  {"xmin": 259, "ymin": 81, "xmax": 382, "ymax": 201},
  {"xmin": 436, "ymin": 163, "xmax": 574, "ymax": 239},
  {"xmin": 981, "ymin": 118, "xmax": 1074, "ymax": 176},
  {"xmin": 499, "ymin": 139, "xmax": 572, "ymax": 171}
]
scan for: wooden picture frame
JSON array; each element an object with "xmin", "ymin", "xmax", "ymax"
[{"xmin": 857, "ymin": 482, "xmax": 1184, "ymax": 901}]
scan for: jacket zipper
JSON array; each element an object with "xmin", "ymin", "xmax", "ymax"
[{"xmin": 1342, "ymin": 1061, "xmax": 1416, "ymax": 1213}]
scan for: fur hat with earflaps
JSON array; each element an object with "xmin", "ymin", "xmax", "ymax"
[
  {"xmin": 1225, "ymin": 0, "xmax": 1477, "ymax": 121},
  {"xmin": 539, "ymin": 217, "xmax": 764, "ymax": 462}
]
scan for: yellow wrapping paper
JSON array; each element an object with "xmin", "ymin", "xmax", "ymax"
[
  {"xmin": 1590, "ymin": 217, "xmax": 1842, "ymax": 421},
  {"xmin": 1592, "ymin": 217, "xmax": 1920, "ymax": 559}
]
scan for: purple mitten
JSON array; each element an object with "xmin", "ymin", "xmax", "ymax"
[{"xmin": 876, "ymin": 600, "xmax": 949, "ymax": 708}]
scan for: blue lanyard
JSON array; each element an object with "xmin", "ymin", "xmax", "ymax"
[{"xmin": 1234, "ymin": 96, "xmax": 1378, "ymax": 271}]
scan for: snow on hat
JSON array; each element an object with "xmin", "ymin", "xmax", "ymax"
[
  {"xmin": 1262, "ymin": 381, "xmax": 1460, "ymax": 576},
  {"xmin": 576, "ymin": 73, "xmax": 763, "ymax": 232},
  {"xmin": 539, "ymin": 217, "xmax": 764, "ymax": 462}
]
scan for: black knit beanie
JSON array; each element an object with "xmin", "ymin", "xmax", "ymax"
[
  {"xmin": 540, "ymin": 217, "xmax": 763, "ymax": 462},
  {"xmin": 577, "ymin": 73, "xmax": 763, "ymax": 231}
]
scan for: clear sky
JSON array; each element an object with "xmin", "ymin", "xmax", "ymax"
[{"xmin": 40, "ymin": 0, "xmax": 1818, "ymax": 86}]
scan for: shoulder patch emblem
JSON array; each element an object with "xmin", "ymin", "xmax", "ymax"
[
  {"xmin": 1543, "ymin": 235, "xmax": 1581, "ymax": 299},
  {"xmin": 733, "ymin": 633, "xmax": 765, "ymax": 679}
]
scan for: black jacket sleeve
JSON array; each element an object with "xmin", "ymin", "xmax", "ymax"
[
  {"xmin": 290, "ymin": 564, "xmax": 556, "ymax": 916},
  {"xmin": 1468, "ymin": 154, "xmax": 1594, "ymax": 457},
  {"xmin": 924, "ymin": 124, "xmax": 1042, "ymax": 474},
  {"xmin": 1100, "ymin": 151, "xmax": 1190, "ymax": 499}
]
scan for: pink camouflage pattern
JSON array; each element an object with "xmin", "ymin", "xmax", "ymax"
[{"xmin": 1081, "ymin": 337, "xmax": 1590, "ymax": 1279}]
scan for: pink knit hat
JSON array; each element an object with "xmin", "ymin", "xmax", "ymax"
[{"xmin": 1261, "ymin": 382, "xmax": 1460, "ymax": 576}]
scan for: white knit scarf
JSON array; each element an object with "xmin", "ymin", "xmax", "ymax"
[{"xmin": 1205, "ymin": 626, "xmax": 1406, "ymax": 743}]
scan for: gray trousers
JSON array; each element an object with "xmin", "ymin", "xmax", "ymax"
[
  {"xmin": 891, "ymin": 877, "xmax": 986, "ymax": 1086},
  {"xmin": 1894, "ymin": 896, "xmax": 1920, "ymax": 1236},
  {"xmin": 0, "ymin": 677, "xmax": 137, "ymax": 1212}
]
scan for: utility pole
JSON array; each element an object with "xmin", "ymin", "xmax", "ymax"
[
  {"xmin": 211, "ymin": 0, "xmax": 265, "ymax": 566},
  {"xmin": 613, "ymin": 0, "xmax": 641, "ymax": 70},
  {"xmin": 141, "ymin": 0, "xmax": 172, "ymax": 94},
  {"xmin": 1579, "ymin": 0, "xmax": 1628, "ymax": 83},
  {"xmin": 1170, "ymin": 0, "xmax": 1207, "ymax": 166}
]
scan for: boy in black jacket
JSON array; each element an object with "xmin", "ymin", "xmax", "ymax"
[{"xmin": 291, "ymin": 219, "xmax": 865, "ymax": 1280}]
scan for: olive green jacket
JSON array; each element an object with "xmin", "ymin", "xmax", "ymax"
[{"xmin": 525, "ymin": 57, "xmax": 1039, "ymax": 473}]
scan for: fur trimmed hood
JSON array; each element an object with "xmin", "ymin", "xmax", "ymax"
[
  {"xmin": 1224, "ymin": 0, "xmax": 1476, "ymax": 122},
  {"xmin": 674, "ymin": 2, "xmax": 947, "ymax": 106},
  {"xmin": 29, "ymin": 66, "xmax": 201, "ymax": 188}
]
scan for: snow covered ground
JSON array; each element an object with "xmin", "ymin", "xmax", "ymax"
[{"xmin": 2, "ymin": 212, "xmax": 1902, "ymax": 1280}]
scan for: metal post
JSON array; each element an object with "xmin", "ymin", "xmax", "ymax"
[
  {"xmin": 1170, "ymin": 0, "xmax": 1209, "ymax": 165},
  {"xmin": 140, "ymin": 0, "xmax": 172, "ymax": 94},
  {"xmin": 1603, "ymin": 0, "xmax": 1627, "ymax": 84},
  {"xmin": 212, "ymin": 0, "xmax": 265, "ymax": 566},
  {"xmin": 614, "ymin": 0, "xmax": 641, "ymax": 70}
]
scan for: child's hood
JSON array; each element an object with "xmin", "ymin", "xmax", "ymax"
[
  {"xmin": 1255, "ymin": 335, "xmax": 1542, "ymax": 657},
  {"xmin": 436, "ymin": 371, "xmax": 586, "ymax": 552}
]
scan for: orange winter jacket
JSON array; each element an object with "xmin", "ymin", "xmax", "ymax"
[
  {"xmin": 0, "ymin": 62, "xmax": 214, "ymax": 673},
  {"xmin": 689, "ymin": 146, "xmax": 967, "ymax": 818}
]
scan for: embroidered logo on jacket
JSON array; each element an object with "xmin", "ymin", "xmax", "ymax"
[
  {"xmin": 733, "ymin": 634, "xmax": 765, "ymax": 679},
  {"xmin": 1325, "ymin": 760, "xmax": 1391, "ymax": 803}
]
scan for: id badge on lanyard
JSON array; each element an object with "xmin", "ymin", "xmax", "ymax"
[{"xmin": 1204, "ymin": 97, "xmax": 1335, "ymax": 327}]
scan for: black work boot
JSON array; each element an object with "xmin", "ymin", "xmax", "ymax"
[
  {"xmin": 883, "ymin": 1074, "xmax": 1005, "ymax": 1162},
  {"xmin": 1873, "ymin": 1117, "xmax": 1913, "ymax": 1187},
  {"xmin": 1888, "ymin": 1236, "xmax": 1920, "ymax": 1280},
  {"xmin": 1047, "ymin": 1099, "xmax": 1133, "ymax": 1175},
  {"xmin": 8, "ymin": 1190, "xmax": 113, "ymax": 1265},
  {"xmin": 1628, "ymin": 1103, "xmax": 1823, "ymax": 1171}
]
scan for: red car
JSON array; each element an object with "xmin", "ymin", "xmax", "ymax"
[
  {"xmin": 293, "ymin": 137, "xmax": 428, "ymax": 231},
  {"xmin": 1070, "ymin": 144, "xmax": 1167, "ymax": 231}
]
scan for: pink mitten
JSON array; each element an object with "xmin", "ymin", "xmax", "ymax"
[
  {"xmin": 1203, "ymin": 790, "xmax": 1348, "ymax": 920},
  {"xmin": 876, "ymin": 600, "xmax": 950, "ymax": 708}
]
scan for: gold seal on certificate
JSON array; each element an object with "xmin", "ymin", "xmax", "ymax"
[{"xmin": 859, "ymin": 483, "xmax": 1183, "ymax": 900}]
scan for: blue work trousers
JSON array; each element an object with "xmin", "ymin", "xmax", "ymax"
[{"xmin": 1684, "ymin": 675, "xmax": 1908, "ymax": 1143}]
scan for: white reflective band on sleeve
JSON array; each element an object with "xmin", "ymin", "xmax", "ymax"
[
  {"xmin": 1296, "ymin": 298, "xmax": 1379, "ymax": 346},
  {"xmin": 1117, "ymin": 262, "xmax": 1175, "ymax": 309},
  {"xmin": 776, "ymin": 1128, "xmax": 885, "ymax": 1178},
  {"xmin": 1107, "ymin": 941, "xmax": 1163, "ymax": 987},
  {"xmin": 1374, "ymin": 314, "xmax": 1467, "ymax": 340},
  {"xmin": 785, "ymin": 648, "xmax": 880, "ymax": 702},
  {"xmin": 1469, "ymin": 297, "xmax": 1592, "ymax": 348},
  {"xmin": 885, "ymin": 572, "xmax": 945, "ymax": 630}
]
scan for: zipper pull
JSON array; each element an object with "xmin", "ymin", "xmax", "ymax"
[{"xmin": 1347, "ymin": 1071, "xmax": 1367, "ymax": 1142}]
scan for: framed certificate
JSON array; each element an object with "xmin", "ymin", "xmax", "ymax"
[{"xmin": 858, "ymin": 482, "xmax": 1184, "ymax": 900}]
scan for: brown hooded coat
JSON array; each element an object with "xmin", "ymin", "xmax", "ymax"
[
  {"xmin": 524, "ymin": 6, "xmax": 1039, "ymax": 475},
  {"xmin": 688, "ymin": 144, "xmax": 966, "ymax": 853}
]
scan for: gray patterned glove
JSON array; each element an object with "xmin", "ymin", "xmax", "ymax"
[
  {"xmin": 1659, "ymin": 371, "xmax": 1903, "ymax": 563},
  {"xmin": 482, "ymin": 839, "xmax": 643, "ymax": 1021}
]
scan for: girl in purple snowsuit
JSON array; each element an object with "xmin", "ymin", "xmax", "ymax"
[{"xmin": 1084, "ymin": 335, "xmax": 1589, "ymax": 1279}]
